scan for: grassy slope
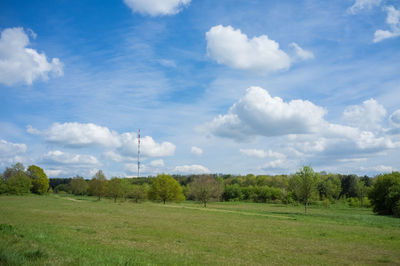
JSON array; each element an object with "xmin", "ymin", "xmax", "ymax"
[{"xmin": 0, "ymin": 195, "xmax": 399, "ymax": 265}]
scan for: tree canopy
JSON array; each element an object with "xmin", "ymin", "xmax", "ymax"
[{"xmin": 149, "ymin": 174, "xmax": 185, "ymax": 204}]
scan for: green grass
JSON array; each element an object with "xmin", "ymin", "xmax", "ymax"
[{"xmin": 0, "ymin": 195, "xmax": 399, "ymax": 265}]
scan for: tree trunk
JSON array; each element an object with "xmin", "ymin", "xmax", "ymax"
[
  {"xmin": 305, "ymin": 199, "xmax": 308, "ymax": 214},
  {"xmin": 163, "ymin": 199, "xmax": 166, "ymax": 204},
  {"xmin": 114, "ymin": 197, "xmax": 117, "ymax": 203},
  {"xmin": 204, "ymin": 201, "xmax": 207, "ymax": 208}
]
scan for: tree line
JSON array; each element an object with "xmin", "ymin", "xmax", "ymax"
[{"xmin": 1, "ymin": 163, "xmax": 399, "ymax": 217}]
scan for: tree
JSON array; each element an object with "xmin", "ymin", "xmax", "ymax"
[
  {"xmin": 89, "ymin": 170, "xmax": 107, "ymax": 200},
  {"xmin": 129, "ymin": 184, "xmax": 148, "ymax": 203},
  {"xmin": 148, "ymin": 174, "xmax": 185, "ymax": 204},
  {"xmin": 70, "ymin": 176, "xmax": 88, "ymax": 196},
  {"xmin": 356, "ymin": 178, "xmax": 368, "ymax": 207},
  {"xmin": 5, "ymin": 171, "xmax": 32, "ymax": 194},
  {"xmin": 189, "ymin": 175, "xmax": 222, "ymax": 207},
  {"xmin": 27, "ymin": 165, "xmax": 49, "ymax": 194},
  {"xmin": 291, "ymin": 166, "xmax": 318, "ymax": 214},
  {"xmin": 2, "ymin": 162, "xmax": 25, "ymax": 181},
  {"xmin": 368, "ymin": 172, "xmax": 400, "ymax": 215},
  {"xmin": 106, "ymin": 177, "xmax": 124, "ymax": 202},
  {"xmin": 318, "ymin": 174, "xmax": 341, "ymax": 201}
]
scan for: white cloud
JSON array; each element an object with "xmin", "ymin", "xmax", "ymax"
[
  {"xmin": 191, "ymin": 146, "xmax": 203, "ymax": 155},
  {"xmin": 0, "ymin": 27, "xmax": 63, "ymax": 86},
  {"xmin": 28, "ymin": 122, "xmax": 175, "ymax": 158},
  {"xmin": 206, "ymin": 25, "xmax": 291, "ymax": 73},
  {"xmin": 42, "ymin": 150, "xmax": 100, "ymax": 167},
  {"xmin": 28, "ymin": 123, "xmax": 121, "ymax": 148},
  {"xmin": 342, "ymin": 99, "xmax": 386, "ymax": 131},
  {"xmin": 374, "ymin": 6, "xmax": 400, "ymax": 42},
  {"xmin": 118, "ymin": 133, "xmax": 176, "ymax": 157},
  {"xmin": 348, "ymin": 0, "xmax": 382, "ymax": 14},
  {"xmin": 240, "ymin": 148, "xmax": 285, "ymax": 159},
  {"xmin": 207, "ymin": 86, "xmax": 326, "ymax": 140},
  {"xmin": 290, "ymin": 42, "xmax": 314, "ymax": 61},
  {"xmin": 359, "ymin": 165, "xmax": 394, "ymax": 173},
  {"xmin": 149, "ymin": 159, "xmax": 164, "ymax": 167},
  {"xmin": 123, "ymin": 0, "xmax": 190, "ymax": 16},
  {"xmin": 174, "ymin": 164, "xmax": 211, "ymax": 174},
  {"xmin": 390, "ymin": 109, "xmax": 400, "ymax": 127},
  {"xmin": 0, "ymin": 139, "xmax": 27, "ymax": 165}
]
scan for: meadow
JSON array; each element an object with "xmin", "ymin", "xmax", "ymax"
[{"xmin": 0, "ymin": 194, "xmax": 399, "ymax": 265}]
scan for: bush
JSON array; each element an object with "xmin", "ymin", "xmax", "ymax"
[{"xmin": 347, "ymin": 197, "xmax": 360, "ymax": 207}]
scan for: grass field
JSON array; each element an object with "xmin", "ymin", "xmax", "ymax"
[{"xmin": 0, "ymin": 195, "xmax": 399, "ymax": 265}]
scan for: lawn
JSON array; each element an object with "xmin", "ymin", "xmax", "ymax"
[{"xmin": 0, "ymin": 194, "xmax": 399, "ymax": 265}]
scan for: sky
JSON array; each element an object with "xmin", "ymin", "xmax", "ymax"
[{"xmin": 0, "ymin": 0, "xmax": 399, "ymax": 178}]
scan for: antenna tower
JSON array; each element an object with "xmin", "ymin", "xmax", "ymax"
[{"xmin": 137, "ymin": 128, "xmax": 141, "ymax": 178}]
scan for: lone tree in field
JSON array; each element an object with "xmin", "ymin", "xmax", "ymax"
[
  {"xmin": 292, "ymin": 166, "xmax": 318, "ymax": 214},
  {"xmin": 27, "ymin": 165, "xmax": 49, "ymax": 195},
  {"xmin": 89, "ymin": 170, "xmax": 107, "ymax": 200},
  {"xmin": 190, "ymin": 175, "xmax": 222, "ymax": 207},
  {"xmin": 149, "ymin": 174, "xmax": 185, "ymax": 204}
]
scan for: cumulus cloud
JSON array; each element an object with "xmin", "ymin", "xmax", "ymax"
[
  {"xmin": 240, "ymin": 148, "xmax": 285, "ymax": 159},
  {"xmin": 174, "ymin": 164, "xmax": 211, "ymax": 174},
  {"xmin": 290, "ymin": 42, "xmax": 314, "ymax": 61},
  {"xmin": 123, "ymin": 0, "xmax": 190, "ymax": 16},
  {"xmin": 374, "ymin": 6, "xmax": 400, "ymax": 42},
  {"xmin": 348, "ymin": 0, "xmax": 382, "ymax": 14},
  {"xmin": 207, "ymin": 86, "xmax": 326, "ymax": 140},
  {"xmin": 206, "ymin": 25, "xmax": 291, "ymax": 73},
  {"xmin": 191, "ymin": 146, "xmax": 203, "ymax": 155},
  {"xmin": 41, "ymin": 150, "xmax": 100, "ymax": 167},
  {"xmin": 342, "ymin": 99, "xmax": 386, "ymax": 131},
  {"xmin": 28, "ymin": 123, "xmax": 121, "ymax": 148},
  {"xmin": 28, "ymin": 122, "xmax": 176, "ymax": 158},
  {"xmin": 0, "ymin": 139, "xmax": 27, "ymax": 165},
  {"xmin": 118, "ymin": 133, "xmax": 176, "ymax": 157},
  {"xmin": 0, "ymin": 27, "xmax": 63, "ymax": 86}
]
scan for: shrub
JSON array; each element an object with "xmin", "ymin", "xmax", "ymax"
[{"xmin": 368, "ymin": 172, "xmax": 400, "ymax": 215}]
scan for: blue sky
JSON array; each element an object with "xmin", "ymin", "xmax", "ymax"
[{"xmin": 0, "ymin": 0, "xmax": 399, "ymax": 178}]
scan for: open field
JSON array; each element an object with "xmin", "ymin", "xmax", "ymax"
[{"xmin": 0, "ymin": 195, "xmax": 399, "ymax": 265}]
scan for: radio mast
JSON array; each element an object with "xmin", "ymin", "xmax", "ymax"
[{"xmin": 137, "ymin": 128, "xmax": 141, "ymax": 178}]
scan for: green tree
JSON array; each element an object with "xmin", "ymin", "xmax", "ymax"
[
  {"xmin": 189, "ymin": 175, "xmax": 222, "ymax": 207},
  {"xmin": 106, "ymin": 177, "xmax": 124, "ymax": 202},
  {"xmin": 5, "ymin": 171, "xmax": 32, "ymax": 194},
  {"xmin": 291, "ymin": 166, "xmax": 318, "ymax": 214},
  {"xmin": 318, "ymin": 174, "xmax": 341, "ymax": 201},
  {"xmin": 70, "ymin": 176, "xmax": 88, "ymax": 196},
  {"xmin": 356, "ymin": 178, "xmax": 368, "ymax": 207},
  {"xmin": 89, "ymin": 170, "xmax": 107, "ymax": 200},
  {"xmin": 368, "ymin": 172, "xmax": 400, "ymax": 215},
  {"xmin": 129, "ymin": 184, "xmax": 149, "ymax": 203},
  {"xmin": 27, "ymin": 165, "xmax": 49, "ymax": 194},
  {"xmin": 148, "ymin": 174, "xmax": 185, "ymax": 204}
]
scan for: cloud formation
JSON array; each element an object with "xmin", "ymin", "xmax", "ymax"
[
  {"xmin": 348, "ymin": 0, "xmax": 382, "ymax": 14},
  {"xmin": 290, "ymin": 42, "xmax": 314, "ymax": 61},
  {"xmin": 0, "ymin": 139, "xmax": 27, "ymax": 165},
  {"xmin": 390, "ymin": 109, "xmax": 400, "ymax": 127},
  {"xmin": 207, "ymin": 86, "xmax": 326, "ymax": 140},
  {"xmin": 174, "ymin": 164, "xmax": 211, "ymax": 174},
  {"xmin": 0, "ymin": 27, "xmax": 63, "ymax": 86},
  {"xmin": 240, "ymin": 148, "xmax": 285, "ymax": 159},
  {"xmin": 191, "ymin": 146, "xmax": 203, "ymax": 155},
  {"xmin": 374, "ymin": 6, "xmax": 400, "ymax": 42},
  {"xmin": 343, "ymin": 99, "xmax": 386, "ymax": 131},
  {"xmin": 123, "ymin": 0, "xmax": 190, "ymax": 16},
  {"xmin": 206, "ymin": 25, "xmax": 291, "ymax": 73},
  {"xmin": 42, "ymin": 150, "xmax": 100, "ymax": 167},
  {"xmin": 28, "ymin": 122, "xmax": 176, "ymax": 159}
]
